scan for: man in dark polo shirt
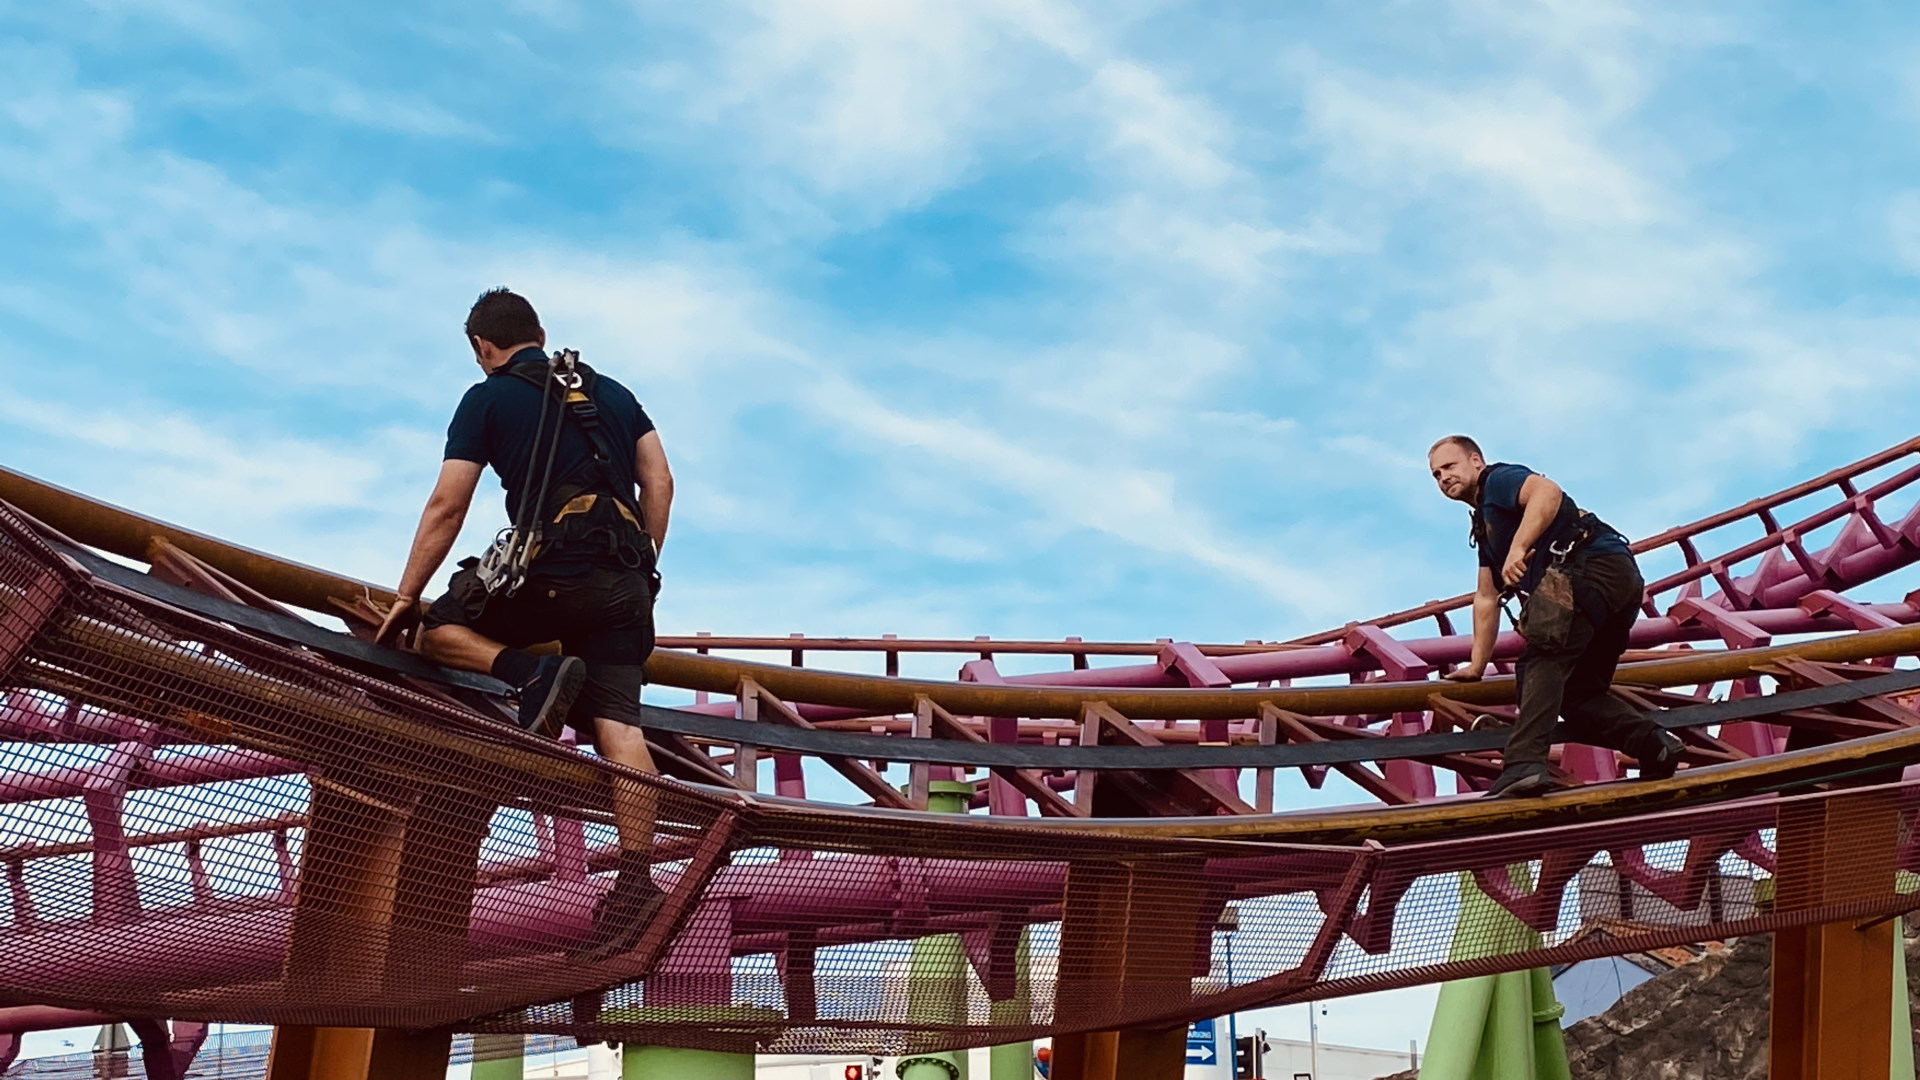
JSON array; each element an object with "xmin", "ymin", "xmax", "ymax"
[
  {"xmin": 1428, "ymin": 435, "xmax": 1682, "ymax": 797},
  {"xmin": 376, "ymin": 287, "xmax": 674, "ymax": 957}
]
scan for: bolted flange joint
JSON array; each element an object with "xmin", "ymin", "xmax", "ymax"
[{"xmin": 895, "ymin": 1054, "xmax": 962, "ymax": 1079}]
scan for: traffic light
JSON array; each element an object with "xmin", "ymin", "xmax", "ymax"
[{"xmin": 1233, "ymin": 1030, "xmax": 1270, "ymax": 1078}]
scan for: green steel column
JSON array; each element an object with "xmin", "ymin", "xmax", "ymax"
[
  {"xmin": 1526, "ymin": 966, "xmax": 1569, "ymax": 1078},
  {"xmin": 471, "ymin": 1034, "xmax": 525, "ymax": 1080},
  {"xmin": 1893, "ymin": 924, "xmax": 1914, "ymax": 1080},
  {"xmin": 1417, "ymin": 976, "xmax": 1497, "ymax": 1080},
  {"xmin": 612, "ymin": 1005, "xmax": 778, "ymax": 1077},
  {"xmin": 987, "ymin": 925, "xmax": 1033, "ymax": 1080},
  {"xmin": 1417, "ymin": 868, "xmax": 1569, "ymax": 1080},
  {"xmin": 621, "ymin": 1046, "xmax": 754, "ymax": 1079},
  {"xmin": 899, "ymin": 780, "xmax": 979, "ymax": 1080}
]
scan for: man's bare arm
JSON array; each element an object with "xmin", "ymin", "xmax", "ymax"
[
  {"xmin": 1446, "ymin": 567, "xmax": 1502, "ymax": 681},
  {"xmin": 376, "ymin": 460, "xmax": 483, "ymax": 644},
  {"xmin": 1501, "ymin": 474, "xmax": 1564, "ymax": 588},
  {"xmin": 635, "ymin": 430, "xmax": 674, "ymax": 555}
]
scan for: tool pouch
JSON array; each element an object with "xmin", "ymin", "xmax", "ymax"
[{"xmin": 1517, "ymin": 564, "xmax": 1577, "ymax": 650}]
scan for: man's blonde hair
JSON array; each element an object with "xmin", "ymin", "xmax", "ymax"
[{"xmin": 1429, "ymin": 434, "xmax": 1484, "ymax": 460}]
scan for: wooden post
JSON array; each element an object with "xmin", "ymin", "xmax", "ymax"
[
  {"xmin": 265, "ymin": 780, "xmax": 492, "ymax": 1080},
  {"xmin": 1769, "ymin": 788, "xmax": 1900, "ymax": 1080},
  {"xmin": 1052, "ymin": 857, "xmax": 1205, "ymax": 1080}
]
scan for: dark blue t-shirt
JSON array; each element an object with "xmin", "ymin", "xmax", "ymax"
[
  {"xmin": 1473, "ymin": 463, "xmax": 1630, "ymax": 592},
  {"xmin": 444, "ymin": 347, "xmax": 655, "ymax": 572}
]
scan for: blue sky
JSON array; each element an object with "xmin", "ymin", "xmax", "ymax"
[
  {"xmin": 7, "ymin": 0, "xmax": 1920, "ymax": 655},
  {"xmin": 3, "ymin": 2, "xmax": 1920, "ymax": 1054}
]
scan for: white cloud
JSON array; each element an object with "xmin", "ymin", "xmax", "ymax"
[
  {"xmin": 1299, "ymin": 68, "xmax": 1660, "ymax": 228},
  {"xmin": 798, "ymin": 370, "xmax": 1355, "ymax": 617},
  {"xmin": 5, "ymin": 0, "xmax": 1920, "ymax": 655}
]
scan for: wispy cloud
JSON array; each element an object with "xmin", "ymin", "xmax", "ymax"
[{"xmin": 3, "ymin": 0, "xmax": 1919, "ymax": 652}]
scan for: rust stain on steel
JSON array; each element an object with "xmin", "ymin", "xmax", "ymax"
[
  {"xmin": 737, "ymin": 716, "xmax": 1920, "ymax": 846},
  {"xmin": 12, "ymin": 458, "xmax": 1920, "ymax": 720},
  {"xmin": 645, "ymin": 622, "xmax": 1920, "ymax": 720}
]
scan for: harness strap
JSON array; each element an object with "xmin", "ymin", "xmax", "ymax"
[
  {"xmin": 505, "ymin": 357, "xmax": 640, "ymax": 520},
  {"xmin": 504, "ymin": 354, "xmax": 652, "ymax": 570}
]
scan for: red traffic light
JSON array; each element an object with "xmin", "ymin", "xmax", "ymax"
[{"xmin": 844, "ymin": 1067, "xmax": 864, "ymax": 1080}]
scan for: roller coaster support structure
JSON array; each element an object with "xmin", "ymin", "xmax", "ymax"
[
  {"xmin": 263, "ymin": 779, "xmax": 492, "ymax": 1080},
  {"xmin": 1768, "ymin": 787, "xmax": 1906, "ymax": 1080}
]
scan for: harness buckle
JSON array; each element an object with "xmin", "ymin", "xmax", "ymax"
[{"xmin": 550, "ymin": 348, "xmax": 585, "ymax": 390}]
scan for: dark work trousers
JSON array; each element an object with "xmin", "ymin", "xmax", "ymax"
[{"xmin": 1506, "ymin": 552, "xmax": 1663, "ymax": 770}]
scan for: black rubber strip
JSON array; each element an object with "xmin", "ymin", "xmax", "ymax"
[
  {"xmin": 630, "ymin": 663, "xmax": 1920, "ymax": 770},
  {"xmin": 48, "ymin": 534, "xmax": 1920, "ymax": 770},
  {"xmin": 50, "ymin": 538, "xmax": 509, "ymax": 694}
]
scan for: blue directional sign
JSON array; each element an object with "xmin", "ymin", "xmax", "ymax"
[{"xmin": 1186, "ymin": 1017, "xmax": 1218, "ymax": 1064}]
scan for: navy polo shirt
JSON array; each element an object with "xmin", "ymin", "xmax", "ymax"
[
  {"xmin": 1473, "ymin": 463, "xmax": 1630, "ymax": 592},
  {"xmin": 444, "ymin": 347, "xmax": 655, "ymax": 572}
]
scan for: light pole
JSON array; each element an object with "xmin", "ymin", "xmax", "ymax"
[
  {"xmin": 1220, "ymin": 903, "xmax": 1239, "ymax": 1080},
  {"xmin": 1307, "ymin": 1003, "xmax": 1321, "ymax": 1080}
]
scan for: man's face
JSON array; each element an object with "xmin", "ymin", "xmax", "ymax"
[{"xmin": 1429, "ymin": 443, "xmax": 1484, "ymax": 503}]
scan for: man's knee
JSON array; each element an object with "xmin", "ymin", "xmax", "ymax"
[
  {"xmin": 417, "ymin": 622, "xmax": 459, "ymax": 662},
  {"xmin": 418, "ymin": 622, "xmax": 499, "ymax": 668},
  {"xmin": 594, "ymin": 717, "xmax": 658, "ymax": 774}
]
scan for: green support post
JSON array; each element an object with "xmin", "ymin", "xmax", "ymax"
[
  {"xmin": 986, "ymin": 928, "xmax": 1034, "ymax": 1080},
  {"xmin": 917, "ymin": 779, "xmax": 1035, "ymax": 1080},
  {"xmin": 471, "ymin": 1033, "xmax": 525, "ymax": 1080},
  {"xmin": 1893, "ymin": 924, "xmax": 1914, "ymax": 1080},
  {"xmin": 1417, "ymin": 868, "xmax": 1570, "ymax": 1080},
  {"xmin": 607, "ymin": 996, "xmax": 776, "ymax": 1077},
  {"xmin": 622, "ymin": 1046, "xmax": 755, "ymax": 1079},
  {"xmin": 898, "ymin": 780, "xmax": 980, "ymax": 1080}
]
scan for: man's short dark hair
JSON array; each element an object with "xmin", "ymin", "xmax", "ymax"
[
  {"xmin": 1431, "ymin": 434, "xmax": 1484, "ymax": 460},
  {"xmin": 465, "ymin": 288, "xmax": 543, "ymax": 349}
]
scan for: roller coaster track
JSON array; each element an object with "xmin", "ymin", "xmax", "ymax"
[{"xmin": 4, "ymin": 441, "xmax": 1920, "ymax": 1063}]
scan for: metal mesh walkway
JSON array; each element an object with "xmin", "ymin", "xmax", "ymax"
[{"xmin": 4, "ymin": 502, "xmax": 1919, "ymax": 1054}]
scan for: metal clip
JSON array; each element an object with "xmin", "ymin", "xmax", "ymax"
[{"xmin": 550, "ymin": 348, "xmax": 584, "ymax": 390}]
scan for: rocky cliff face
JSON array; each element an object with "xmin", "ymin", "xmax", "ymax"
[
  {"xmin": 1559, "ymin": 935, "xmax": 1772, "ymax": 1080},
  {"xmin": 1376, "ymin": 931, "xmax": 1920, "ymax": 1080}
]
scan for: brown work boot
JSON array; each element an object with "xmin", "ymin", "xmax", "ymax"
[{"xmin": 1638, "ymin": 728, "xmax": 1685, "ymax": 781}]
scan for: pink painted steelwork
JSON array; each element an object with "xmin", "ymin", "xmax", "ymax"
[{"xmin": 5, "ymin": 441, "xmax": 1920, "ymax": 1053}]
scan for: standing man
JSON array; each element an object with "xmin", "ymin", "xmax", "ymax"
[
  {"xmin": 376, "ymin": 287, "xmax": 674, "ymax": 958},
  {"xmin": 1428, "ymin": 435, "xmax": 1682, "ymax": 797}
]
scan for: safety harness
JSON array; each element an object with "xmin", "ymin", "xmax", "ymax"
[
  {"xmin": 472, "ymin": 349, "xmax": 652, "ymax": 597},
  {"xmin": 1469, "ymin": 467, "xmax": 1607, "ymax": 644}
]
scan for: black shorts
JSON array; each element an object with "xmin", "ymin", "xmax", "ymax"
[{"xmin": 423, "ymin": 562, "xmax": 655, "ymax": 740}]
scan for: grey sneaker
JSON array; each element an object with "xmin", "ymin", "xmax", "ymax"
[
  {"xmin": 517, "ymin": 655, "xmax": 586, "ymax": 739},
  {"xmin": 1485, "ymin": 764, "xmax": 1555, "ymax": 799}
]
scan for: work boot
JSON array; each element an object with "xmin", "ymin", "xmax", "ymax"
[
  {"xmin": 572, "ymin": 872, "xmax": 666, "ymax": 962},
  {"xmin": 517, "ymin": 655, "xmax": 586, "ymax": 738},
  {"xmin": 1485, "ymin": 763, "xmax": 1554, "ymax": 799},
  {"xmin": 1638, "ymin": 728, "xmax": 1685, "ymax": 781}
]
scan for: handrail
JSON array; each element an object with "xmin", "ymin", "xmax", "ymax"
[
  {"xmin": 646, "ymin": 621, "xmax": 1920, "ymax": 719},
  {"xmin": 0, "ymin": 465, "xmax": 390, "ymax": 616},
  {"xmin": 10, "ymin": 452, "xmax": 1920, "ymax": 719}
]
